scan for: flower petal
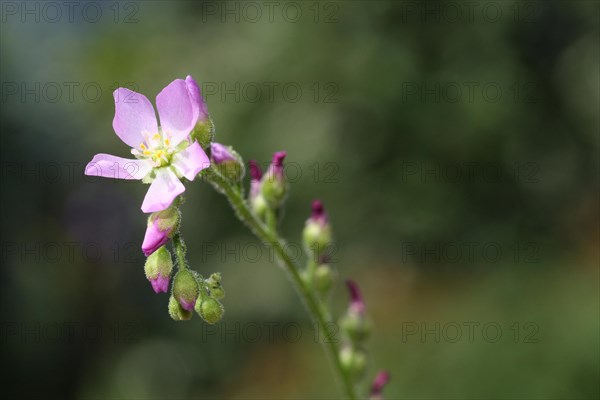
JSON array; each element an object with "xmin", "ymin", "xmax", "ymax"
[
  {"xmin": 85, "ymin": 154, "xmax": 152, "ymax": 180},
  {"xmin": 172, "ymin": 141, "xmax": 210, "ymax": 181},
  {"xmin": 112, "ymin": 89, "xmax": 158, "ymax": 148},
  {"xmin": 156, "ymin": 79, "xmax": 196, "ymax": 146},
  {"xmin": 141, "ymin": 168, "xmax": 185, "ymax": 213},
  {"xmin": 185, "ymin": 75, "xmax": 209, "ymax": 123}
]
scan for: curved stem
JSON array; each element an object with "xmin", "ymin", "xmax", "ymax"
[{"xmin": 204, "ymin": 168, "xmax": 356, "ymax": 399}]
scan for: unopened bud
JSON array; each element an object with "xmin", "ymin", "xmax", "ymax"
[
  {"xmin": 196, "ymin": 296, "xmax": 224, "ymax": 324},
  {"xmin": 144, "ymin": 246, "xmax": 173, "ymax": 293},
  {"xmin": 313, "ymin": 264, "xmax": 335, "ymax": 296},
  {"xmin": 172, "ymin": 269, "xmax": 199, "ymax": 311},
  {"xmin": 303, "ymin": 200, "xmax": 332, "ymax": 259},
  {"xmin": 369, "ymin": 371, "xmax": 391, "ymax": 400},
  {"xmin": 211, "ymin": 142, "xmax": 245, "ymax": 182},
  {"xmin": 142, "ymin": 206, "xmax": 180, "ymax": 257},
  {"xmin": 168, "ymin": 295, "xmax": 192, "ymax": 321},
  {"xmin": 186, "ymin": 75, "xmax": 214, "ymax": 149},
  {"xmin": 261, "ymin": 151, "xmax": 287, "ymax": 208},
  {"xmin": 339, "ymin": 346, "xmax": 367, "ymax": 380},
  {"xmin": 340, "ymin": 280, "xmax": 371, "ymax": 344},
  {"xmin": 249, "ymin": 160, "xmax": 268, "ymax": 218},
  {"xmin": 206, "ymin": 272, "xmax": 225, "ymax": 299}
]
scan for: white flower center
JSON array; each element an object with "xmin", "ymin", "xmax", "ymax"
[{"xmin": 131, "ymin": 128, "xmax": 175, "ymax": 168}]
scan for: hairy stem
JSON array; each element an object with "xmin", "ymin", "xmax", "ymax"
[
  {"xmin": 172, "ymin": 232, "xmax": 187, "ymax": 270},
  {"xmin": 203, "ymin": 168, "xmax": 356, "ymax": 399}
]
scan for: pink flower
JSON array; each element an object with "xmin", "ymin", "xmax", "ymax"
[{"xmin": 85, "ymin": 76, "xmax": 210, "ymax": 213}]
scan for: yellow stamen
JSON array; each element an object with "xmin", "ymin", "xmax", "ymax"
[
  {"xmin": 140, "ymin": 143, "xmax": 147, "ymax": 150},
  {"xmin": 164, "ymin": 138, "xmax": 170, "ymax": 146},
  {"xmin": 143, "ymin": 150, "xmax": 151, "ymax": 155},
  {"xmin": 153, "ymin": 133, "xmax": 160, "ymax": 140}
]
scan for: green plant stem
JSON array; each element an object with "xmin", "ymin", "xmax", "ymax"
[
  {"xmin": 204, "ymin": 168, "xmax": 356, "ymax": 399},
  {"xmin": 172, "ymin": 232, "xmax": 187, "ymax": 270}
]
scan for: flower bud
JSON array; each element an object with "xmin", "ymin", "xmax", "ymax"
[
  {"xmin": 196, "ymin": 296, "xmax": 224, "ymax": 324},
  {"xmin": 210, "ymin": 142, "xmax": 245, "ymax": 182},
  {"xmin": 142, "ymin": 206, "xmax": 180, "ymax": 257},
  {"xmin": 206, "ymin": 272, "xmax": 225, "ymax": 300},
  {"xmin": 172, "ymin": 269, "xmax": 199, "ymax": 311},
  {"xmin": 261, "ymin": 151, "xmax": 288, "ymax": 208},
  {"xmin": 186, "ymin": 75, "xmax": 214, "ymax": 149},
  {"xmin": 168, "ymin": 295, "xmax": 192, "ymax": 321},
  {"xmin": 249, "ymin": 160, "xmax": 268, "ymax": 218},
  {"xmin": 144, "ymin": 246, "xmax": 173, "ymax": 293},
  {"xmin": 303, "ymin": 200, "xmax": 332, "ymax": 259},
  {"xmin": 313, "ymin": 264, "xmax": 335, "ymax": 296},
  {"xmin": 369, "ymin": 371, "xmax": 391, "ymax": 400},
  {"xmin": 340, "ymin": 280, "xmax": 371, "ymax": 344},
  {"xmin": 339, "ymin": 346, "xmax": 367, "ymax": 380}
]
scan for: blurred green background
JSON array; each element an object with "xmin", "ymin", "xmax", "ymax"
[{"xmin": 1, "ymin": 1, "xmax": 598, "ymax": 399}]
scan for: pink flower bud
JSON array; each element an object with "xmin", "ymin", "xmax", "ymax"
[
  {"xmin": 179, "ymin": 297, "xmax": 196, "ymax": 312},
  {"xmin": 310, "ymin": 199, "xmax": 328, "ymax": 225},
  {"xmin": 144, "ymin": 247, "xmax": 173, "ymax": 294},
  {"xmin": 267, "ymin": 151, "xmax": 287, "ymax": 179},
  {"xmin": 173, "ymin": 269, "xmax": 199, "ymax": 312},
  {"xmin": 210, "ymin": 142, "xmax": 236, "ymax": 164},
  {"xmin": 149, "ymin": 273, "xmax": 170, "ymax": 294},
  {"xmin": 261, "ymin": 151, "xmax": 288, "ymax": 207},
  {"xmin": 142, "ymin": 208, "xmax": 179, "ymax": 257},
  {"xmin": 346, "ymin": 280, "xmax": 365, "ymax": 315},
  {"xmin": 370, "ymin": 371, "xmax": 391, "ymax": 399},
  {"xmin": 249, "ymin": 160, "xmax": 263, "ymax": 198},
  {"xmin": 142, "ymin": 219, "xmax": 170, "ymax": 257}
]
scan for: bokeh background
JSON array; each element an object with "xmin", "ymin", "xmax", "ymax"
[{"xmin": 1, "ymin": 1, "xmax": 599, "ymax": 399}]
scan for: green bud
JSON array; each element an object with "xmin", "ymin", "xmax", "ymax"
[
  {"xmin": 339, "ymin": 347, "xmax": 367, "ymax": 380},
  {"xmin": 190, "ymin": 117, "xmax": 215, "ymax": 150},
  {"xmin": 196, "ymin": 297, "xmax": 224, "ymax": 324},
  {"xmin": 340, "ymin": 312, "xmax": 371, "ymax": 345},
  {"xmin": 172, "ymin": 269, "xmax": 199, "ymax": 312},
  {"xmin": 210, "ymin": 143, "xmax": 245, "ymax": 182},
  {"xmin": 168, "ymin": 295, "xmax": 192, "ymax": 321},
  {"xmin": 303, "ymin": 200, "xmax": 332, "ymax": 259},
  {"xmin": 210, "ymin": 287, "xmax": 225, "ymax": 300},
  {"xmin": 313, "ymin": 264, "xmax": 335, "ymax": 296},
  {"xmin": 260, "ymin": 151, "xmax": 287, "ymax": 209},
  {"xmin": 206, "ymin": 272, "xmax": 225, "ymax": 299},
  {"xmin": 155, "ymin": 206, "xmax": 180, "ymax": 232},
  {"xmin": 261, "ymin": 176, "xmax": 287, "ymax": 208},
  {"xmin": 144, "ymin": 246, "xmax": 173, "ymax": 281},
  {"xmin": 303, "ymin": 221, "xmax": 332, "ymax": 256},
  {"xmin": 206, "ymin": 272, "xmax": 221, "ymax": 285},
  {"xmin": 250, "ymin": 194, "xmax": 268, "ymax": 220}
]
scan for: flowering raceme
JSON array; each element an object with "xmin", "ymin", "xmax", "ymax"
[
  {"xmin": 85, "ymin": 74, "xmax": 389, "ymax": 399},
  {"xmin": 85, "ymin": 76, "xmax": 210, "ymax": 213}
]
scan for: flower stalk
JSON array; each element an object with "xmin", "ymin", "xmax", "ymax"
[{"xmin": 203, "ymin": 166, "xmax": 357, "ymax": 400}]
